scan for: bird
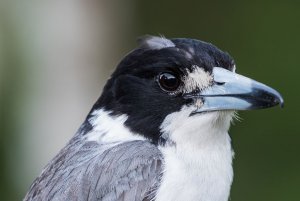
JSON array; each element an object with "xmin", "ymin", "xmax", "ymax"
[{"xmin": 24, "ymin": 36, "xmax": 284, "ymax": 201}]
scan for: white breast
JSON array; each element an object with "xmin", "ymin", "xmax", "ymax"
[
  {"xmin": 156, "ymin": 108, "xmax": 235, "ymax": 201},
  {"xmin": 156, "ymin": 134, "xmax": 233, "ymax": 201}
]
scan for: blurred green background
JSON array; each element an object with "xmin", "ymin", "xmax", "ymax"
[{"xmin": 1, "ymin": 0, "xmax": 299, "ymax": 200}]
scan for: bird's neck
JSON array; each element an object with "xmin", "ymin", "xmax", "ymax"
[
  {"xmin": 157, "ymin": 133, "xmax": 233, "ymax": 201},
  {"xmin": 156, "ymin": 111, "xmax": 234, "ymax": 201},
  {"xmin": 82, "ymin": 109, "xmax": 145, "ymax": 144}
]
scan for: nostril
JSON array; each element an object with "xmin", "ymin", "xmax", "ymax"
[{"xmin": 214, "ymin": 81, "xmax": 225, "ymax": 86}]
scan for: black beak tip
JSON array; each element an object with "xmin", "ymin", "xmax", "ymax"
[
  {"xmin": 259, "ymin": 90, "xmax": 284, "ymax": 109},
  {"xmin": 278, "ymin": 97, "xmax": 284, "ymax": 108},
  {"xmin": 274, "ymin": 93, "xmax": 284, "ymax": 108}
]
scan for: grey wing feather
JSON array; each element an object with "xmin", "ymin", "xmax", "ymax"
[{"xmin": 24, "ymin": 140, "xmax": 163, "ymax": 201}]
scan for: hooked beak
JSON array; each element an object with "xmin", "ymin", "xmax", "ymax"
[{"xmin": 186, "ymin": 67, "xmax": 284, "ymax": 113}]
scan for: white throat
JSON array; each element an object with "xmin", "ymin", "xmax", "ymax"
[{"xmin": 156, "ymin": 107, "xmax": 234, "ymax": 201}]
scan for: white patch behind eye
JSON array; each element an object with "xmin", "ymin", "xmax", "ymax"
[
  {"xmin": 183, "ymin": 66, "xmax": 213, "ymax": 93},
  {"xmin": 139, "ymin": 36, "xmax": 175, "ymax": 50}
]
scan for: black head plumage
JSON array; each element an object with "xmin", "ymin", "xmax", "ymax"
[{"xmin": 86, "ymin": 36, "xmax": 235, "ymax": 144}]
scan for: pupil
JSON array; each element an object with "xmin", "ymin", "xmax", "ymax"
[
  {"xmin": 160, "ymin": 73, "xmax": 179, "ymax": 91},
  {"xmin": 163, "ymin": 75, "xmax": 176, "ymax": 86}
]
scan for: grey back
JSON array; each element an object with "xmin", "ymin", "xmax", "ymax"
[{"xmin": 24, "ymin": 140, "xmax": 163, "ymax": 201}]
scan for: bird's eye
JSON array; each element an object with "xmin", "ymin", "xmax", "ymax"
[{"xmin": 158, "ymin": 72, "xmax": 180, "ymax": 92}]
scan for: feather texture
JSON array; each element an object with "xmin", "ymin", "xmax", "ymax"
[{"xmin": 24, "ymin": 140, "xmax": 162, "ymax": 201}]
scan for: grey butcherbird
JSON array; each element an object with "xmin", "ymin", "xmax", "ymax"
[{"xmin": 24, "ymin": 36, "xmax": 284, "ymax": 201}]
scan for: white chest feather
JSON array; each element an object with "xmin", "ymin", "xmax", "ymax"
[
  {"xmin": 156, "ymin": 108, "xmax": 235, "ymax": 201},
  {"xmin": 156, "ymin": 134, "xmax": 233, "ymax": 201}
]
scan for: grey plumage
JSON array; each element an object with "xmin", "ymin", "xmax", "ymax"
[{"xmin": 24, "ymin": 137, "xmax": 163, "ymax": 201}]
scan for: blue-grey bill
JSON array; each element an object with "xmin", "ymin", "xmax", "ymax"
[{"xmin": 190, "ymin": 67, "xmax": 284, "ymax": 113}]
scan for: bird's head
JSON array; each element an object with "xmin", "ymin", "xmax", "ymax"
[{"xmin": 90, "ymin": 36, "xmax": 283, "ymax": 145}]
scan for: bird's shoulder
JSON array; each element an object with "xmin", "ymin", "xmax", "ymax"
[{"xmin": 24, "ymin": 139, "xmax": 163, "ymax": 201}]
